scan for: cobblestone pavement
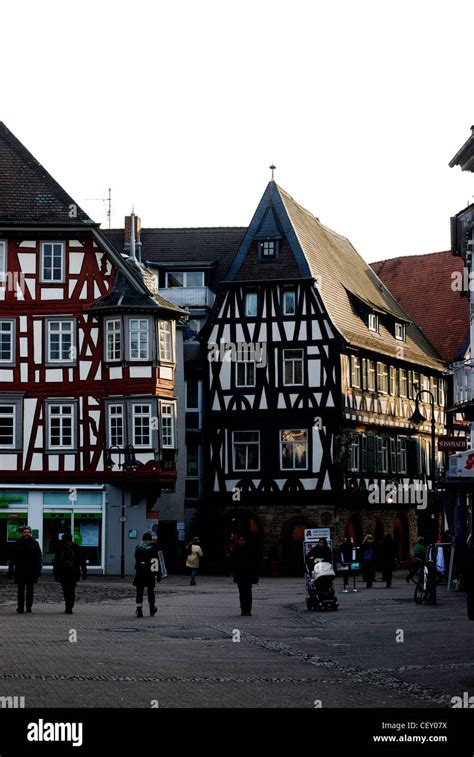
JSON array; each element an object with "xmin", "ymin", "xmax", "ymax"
[{"xmin": 0, "ymin": 572, "xmax": 471, "ymax": 708}]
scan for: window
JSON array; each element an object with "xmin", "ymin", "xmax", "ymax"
[
  {"xmin": 108, "ymin": 404, "xmax": 124, "ymax": 448},
  {"xmin": 397, "ymin": 437, "xmax": 408, "ymax": 474},
  {"xmin": 236, "ymin": 358, "xmax": 256, "ymax": 387},
  {"xmin": 349, "ymin": 434, "xmax": 361, "ymax": 472},
  {"xmin": 158, "ymin": 321, "xmax": 173, "ymax": 362},
  {"xmin": 132, "ymin": 403, "xmax": 152, "ymax": 447},
  {"xmin": 0, "ymin": 405, "xmax": 15, "ymax": 448},
  {"xmin": 377, "ymin": 362, "xmax": 388, "ymax": 393},
  {"xmin": 47, "ymin": 320, "xmax": 75, "ymax": 363},
  {"xmin": 41, "ymin": 242, "xmax": 65, "ymax": 282},
  {"xmin": 280, "ymin": 429, "xmax": 308, "ymax": 470},
  {"xmin": 438, "ymin": 378, "xmax": 445, "ymax": 406},
  {"xmin": 351, "ymin": 356, "xmax": 361, "ymax": 388},
  {"xmin": 430, "ymin": 377, "xmax": 438, "ymax": 404},
  {"xmin": 399, "ymin": 368, "xmax": 407, "ymax": 397},
  {"xmin": 184, "ymin": 318, "xmax": 201, "ymax": 341},
  {"xmin": 186, "ymin": 442, "xmax": 200, "ymax": 477},
  {"xmin": 233, "ymin": 431, "xmax": 260, "ymax": 471},
  {"xmin": 165, "ymin": 271, "xmax": 204, "ymax": 287},
  {"xmin": 367, "ymin": 360, "xmax": 375, "ymax": 391},
  {"xmin": 258, "ymin": 240, "xmax": 278, "ymax": 259},
  {"xmin": 160, "ymin": 402, "xmax": 175, "ymax": 448},
  {"xmin": 376, "ymin": 436, "xmax": 389, "ymax": 473},
  {"xmin": 105, "ymin": 319, "xmax": 121, "ymax": 362},
  {"xmin": 282, "ymin": 289, "xmax": 296, "ymax": 316},
  {"xmin": 245, "ymin": 292, "xmax": 258, "ymax": 317},
  {"xmin": 129, "ymin": 319, "xmax": 149, "ymax": 360},
  {"xmin": 395, "ymin": 323, "xmax": 406, "ymax": 341},
  {"xmin": 368, "ymin": 314, "xmax": 379, "ymax": 332},
  {"xmin": 185, "ymin": 380, "xmax": 201, "ymax": 430},
  {"xmin": 421, "ymin": 374, "xmax": 430, "ymax": 393},
  {"xmin": 0, "ymin": 320, "xmax": 15, "ymax": 364},
  {"xmin": 389, "ymin": 366, "xmax": 397, "ymax": 396},
  {"xmin": 0, "ymin": 240, "xmax": 6, "ymax": 283},
  {"xmin": 47, "ymin": 403, "xmax": 75, "ymax": 450},
  {"xmin": 283, "ymin": 349, "xmax": 304, "ymax": 386}
]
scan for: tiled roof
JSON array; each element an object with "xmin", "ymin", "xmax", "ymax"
[
  {"xmin": 105, "ymin": 227, "xmax": 246, "ymax": 291},
  {"xmin": 371, "ymin": 252, "xmax": 468, "ymax": 363},
  {"xmin": 0, "ymin": 122, "xmax": 91, "ymax": 224}
]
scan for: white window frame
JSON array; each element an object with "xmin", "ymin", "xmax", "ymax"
[
  {"xmin": 438, "ymin": 378, "xmax": 445, "ymax": 407},
  {"xmin": 232, "ymin": 431, "xmax": 260, "ymax": 472},
  {"xmin": 376, "ymin": 436, "xmax": 389, "ymax": 474},
  {"xmin": 280, "ymin": 429, "xmax": 308, "ymax": 471},
  {"xmin": 283, "ymin": 349, "xmax": 304, "ymax": 386},
  {"xmin": 0, "ymin": 240, "xmax": 6, "ymax": 284},
  {"xmin": 258, "ymin": 240, "xmax": 277, "ymax": 258},
  {"xmin": 0, "ymin": 319, "xmax": 15, "ymax": 365},
  {"xmin": 0, "ymin": 404, "xmax": 16, "ymax": 449},
  {"xmin": 367, "ymin": 360, "xmax": 376, "ymax": 391},
  {"xmin": 41, "ymin": 242, "xmax": 65, "ymax": 283},
  {"xmin": 282, "ymin": 289, "xmax": 296, "ymax": 316},
  {"xmin": 397, "ymin": 437, "xmax": 408, "ymax": 474},
  {"xmin": 47, "ymin": 403, "xmax": 76, "ymax": 451},
  {"xmin": 389, "ymin": 366, "xmax": 397, "ymax": 396},
  {"xmin": 245, "ymin": 292, "xmax": 258, "ymax": 317},
  {"xmin": 349, "ymin": 434, "xmax": 361, "ymax": 472},
  {"xmin": 129, "ymin": 319, "xmax": 150, "ymax": 361},
  {"xmin": 399, "ymin": 368, "xmax": 407, "ymax": 398},
  {"xmin": 160, "ymin": 402, "xmax": 176, "ymax": 448},
  {"xmin": 377, "ymin": 362, "xmax": 388, "ymax": 394},
  {"xmin": 107, "ymin": 403, "xmax": 125, "ymax": 448},
  {"xmin": 368, "ymin": 313, "xmax": 379, "ymax": 332},
  {"xmin": 351, "ymin": 356, "xmax": 361, "ymax": 388},
  {"xmin": 105, "ymin": 318, "xmax": 122, "ymax": 362},
  {"xmin": 165, "ymin": 271, "xmax": 205, "ymax": 287},
  {"xmin": 47, "ymin": 319, "xmax": 75, "ymax": 364},
  {"xmin": 395, "ymin": 323, "xmax": 406, "ymax": 341},
  {"xmin": 158, "ymin": 320, "xmax": 173, "ymax": 362},
  {"xmin": 132, "ymin": 403, "xmax": 152, "ymax": 448}
]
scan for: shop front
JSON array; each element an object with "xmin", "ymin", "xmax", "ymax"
[{"xmin": 0, "ymin": 486, "xmax": 106, "ymax": 573}]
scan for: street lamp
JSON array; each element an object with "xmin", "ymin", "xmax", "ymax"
[
  {"xmin": 408, "ymin": 390, "xmax": 436, "ymax": 518},
  {"xmin": 104, "ymin": 444, "xmax": 139, "ymax": 578}
]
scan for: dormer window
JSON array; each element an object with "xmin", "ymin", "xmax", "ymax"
[
  {"xmin": 395, "ymin": 323, "xmax": 406, "ymax": 341},
  {"xmin": 368, "ymin": 313, "xmax": 379, "ymax": 332},
  {"xmin": 258, "ymin": 240, "xmax": 278, "ymax": 260}
]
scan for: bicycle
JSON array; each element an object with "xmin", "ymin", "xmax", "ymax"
[{"xmin": 414, "ymin": 559, "xmax": 437, "ymax": 605}]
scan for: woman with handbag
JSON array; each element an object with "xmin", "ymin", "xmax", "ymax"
[{"xmin": 230, "ymin": 535, "xmax": 259, "ymax": 616}]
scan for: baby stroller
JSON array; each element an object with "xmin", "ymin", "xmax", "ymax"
[{"xmin": 306, "ymin": 560, "xmax": 338, "ymax": 611}]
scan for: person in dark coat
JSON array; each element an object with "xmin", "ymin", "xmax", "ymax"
[
  {"xmin": 460, "ymin": 538, "xmax": 474, "ymax": 620},
  {"xmin": 305, "ymin": 538, "xmax": 333, "ymax": 573},
  {"xmin": 339, "ymin": 536, "xmax": 353, "ymax": 592},
  {"xmin": 8, "ymin": 526, "xmax": 42, "ymax": 613},
  {"xmin": 361, "ymin": 535, "xmax": 376, "ymax": 588},
  {"xmin": 133, "ymin": 533, "xmax": 160, "ymax": 618},
  {"xmin": 53, "ymin": 533, "xmax": 87, "ymax": 614},
  {"xmin": 380, "ymin": 534, "xmax": 396, "ymax": 588},
  {"xmin": 230, "ymin": 536, "xmax": 259, "ymax": 616}
]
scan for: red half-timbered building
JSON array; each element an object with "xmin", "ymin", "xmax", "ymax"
[{"xmin": 0, "ymin": 123, "xmax": 185, "ymax": 573}]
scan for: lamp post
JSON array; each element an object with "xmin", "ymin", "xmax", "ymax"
[
  {"xmin": 105, "ymin": 444, "xmax": 139, "ymax": 579},
  {"xmin": 408, "ymin": 390, "xmax": 436, "ymax": 528}
]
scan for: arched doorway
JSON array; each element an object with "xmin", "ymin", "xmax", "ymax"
[
  {"xmin": 393, "ymin": 512, "xmax": 410, "ymax": 561},
  {"xmin": 220, "ymin": 510, "xmax": 264, "ymax": 565},
  {"xmin": 282, "ymin": 517, "xmax": 314, "ymax": 576},
  {"xmin": 345, "ymin": 513, "xmax": 363, "ymax": 546}
]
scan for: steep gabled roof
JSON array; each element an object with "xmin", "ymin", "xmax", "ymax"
[
  {"xmin": 0, "ymin": 122, "xmax": 91, "ymax": 224},
  {"xmin": 225, "ymin": 182, "xmax": 444, "ymax": 371},
  {"xmin": 371, "ymin": 252, "xmax": 469, "ymax": 363}
]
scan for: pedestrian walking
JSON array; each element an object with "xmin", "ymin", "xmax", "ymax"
[
  {"xmin": 339, "ymin": 536, "xmax": 353, "ymax": 592},
  {"xmin": 380, "ymin": 534, "xmax": 396, "ymax": 588},
  {"xmin": 8, "ymin": 526, "xmax": 42, "ymax": 614},
  {"xmin": 133, "ymin": 533, "xmax": 160, "ymax": 618},
  {"xmin": 186, "ymin": 537, "xmax": 203, "ymax": 585},
  {"xmin": 361, "ymin": 534, "xmax": 376, "ymax": 588},
  {"xmin": 52, "ymin": 533, "xmax": 87, "ymax": 614},
  {"xmin": 230, "ymin": 535, "xmax": 259, "ymax": 616}
]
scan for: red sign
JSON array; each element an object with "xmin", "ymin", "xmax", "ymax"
[
  {"xmin": 438, "ymin": 436, "xmax": 467, "ymax": 452},
  {"xmin": 146, "ymin": 511, "xmax": 159, "ymax": 519}
]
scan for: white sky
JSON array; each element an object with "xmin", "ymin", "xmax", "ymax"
[{"xmin": 2, "ymin": 0, "xmax": 474, "ymax": 262}]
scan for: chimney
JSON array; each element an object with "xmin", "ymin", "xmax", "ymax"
[{"xmin": 123, "ymin": 214, "xmax": 142, "ymax": 256}]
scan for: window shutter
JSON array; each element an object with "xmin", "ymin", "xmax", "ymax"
[
  {"xmin": 361, "ymin": 435, "xmax": 367, "ymax": 472},
  {"xmin": 390, "ymin": 438, "xmax": 397, "ymax": 474},
  {"xmin": 367, "ymin": 436, "xmax": 376, "ymax": 474},
  {"xmin": 407, "ymin": 439, "xmax": 420, "ymax": 476}
]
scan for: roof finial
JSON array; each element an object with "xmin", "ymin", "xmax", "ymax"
[{"xmin": 269, "ymin": 164, "xmax": 276, "ymax": 181}]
